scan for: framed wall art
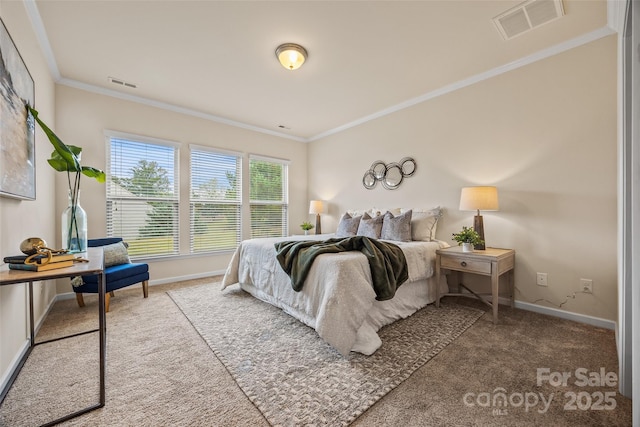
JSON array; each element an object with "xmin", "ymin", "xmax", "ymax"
[{"xmin": 0, "ymin": 17, "xmax": 35, "ymax": 200}]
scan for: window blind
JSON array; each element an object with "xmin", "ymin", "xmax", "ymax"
[
  {"xmin": 249, "ymin": 155, "xmax": 288, "ymax": 238},
  {"xmin": 106, "ymin": 133, "xmax": 180, "ymax": 258},
  {"xmin": 190, "ymin": 146, "xmax": 242, "ymax": 253}
]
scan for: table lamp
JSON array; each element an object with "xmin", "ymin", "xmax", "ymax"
[
  {"xmin": 459, "ymin": 186, "xmax": 499, "ymax": 250},
  {"xmin": 309, "ymin": 200, "xmax": 325, "ymax": 235}
]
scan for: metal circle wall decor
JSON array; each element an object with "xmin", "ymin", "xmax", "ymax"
[
  {"xmin": 400, "ymin": 157, "xmax": 417, "ymax": 177},
  {"xmin": 362, "ymin": 170, "xmax": 377, "ymax": 189},
  {"xmin": 381, "ymin": 163, "xmax": 403, "ymax": 190},
  {"xmin": 363, "ymin": 157, "xmax": 417, "ymax": 190},
  {"xmin": 371, "ymin": 161, "xmax": 387, "ymax": 180}
]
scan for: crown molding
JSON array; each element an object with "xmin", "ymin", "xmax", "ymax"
[
  {"xmin": 24, "ymin": 0, "xmax": 614, "ymax": 145},
  {"xmin": 57, "ymin": 78, "xmax": 307, "ymax": 142},
  {"xmin": 23, "ymin": 0, "xmax": 60, "ymax": 80},
  {"xmin": 308, "ymin": 25, "xmax": 615, "ymax": 142},
  {"xmin": 606, "ymin": 0, "xmax": 628, "ymax": 34}
]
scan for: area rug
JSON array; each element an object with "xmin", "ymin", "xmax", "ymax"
[{"xmin": 168, "ymin": 283, "xmax": 484, "ymax": 426}]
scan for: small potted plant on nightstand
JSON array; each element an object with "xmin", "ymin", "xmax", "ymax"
[
  {"xmin": 300, "ymin": 221, "xmax": 314, "ymax": 235},
  {"xmin": 452, "ymin": 226, "xmax": 484, "ymax": 252}
]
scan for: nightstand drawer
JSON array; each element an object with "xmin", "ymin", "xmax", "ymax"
[{"xmin": 440, "ymin": 256, "xmax": 491, "ymax": 275}]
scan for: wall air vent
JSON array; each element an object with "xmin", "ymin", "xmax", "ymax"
[
  {"xmin": 108, "ymin": 76, "xmax": 137, "ymax": 89},
  {"xmin": 493, "ymin": 0, "xmax": 564, "ymax": 40}
]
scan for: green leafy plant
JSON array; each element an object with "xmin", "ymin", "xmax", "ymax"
[
  {"xmin": 300, "ymin": 221, "xmax": 314, "ymax": 231},
  {"xmin": 451, "ymin": 226, "xmax": 484, "ymax": 246},
  {"xmin": 27, "ymin": 106, "xmax": 106, "ymax": 250}
]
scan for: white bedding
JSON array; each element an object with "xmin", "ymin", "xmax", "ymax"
[{"xmin": 221, "ymin": 234, "xmax": 449, "ymax": 355}]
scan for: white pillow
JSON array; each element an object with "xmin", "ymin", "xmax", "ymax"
[
  {"xmin": 347, "ymin": 208, "xmax": 383, "ymax": 218},
  {"xmin": 347, "ymin": 209, "xmax": 366, "ymax": 217},
  {"xmin": 374, "ymin": 207, "xmax": 401, "ymax": 216},
  {"xmin": 401, "ymin": 206, "xmax": 442, "ymax": 241}
]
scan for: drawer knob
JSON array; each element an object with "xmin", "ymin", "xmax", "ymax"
[{"xmin": 460, "ymin": 261, "xmax": 467, "ymax": 267}]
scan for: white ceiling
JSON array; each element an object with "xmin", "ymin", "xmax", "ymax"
[{"xmin": 30, "ymin": 0, "xmax": 608, "ymax": 142}]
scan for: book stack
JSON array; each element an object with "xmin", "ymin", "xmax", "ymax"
[{"xmin": 4, "ymin": 253, "xmax": 76, "ymax": 272}]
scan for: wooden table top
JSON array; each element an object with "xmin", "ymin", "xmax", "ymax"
[{"xmin": 0, "ymin": 247, "xmax": 103, "ymax": 286}]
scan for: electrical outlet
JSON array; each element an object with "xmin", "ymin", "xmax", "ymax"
[
  {"xmin": 581, "ymin": 278, "xmax": 593, "ymax": 294},
  {"xmin": 536, "ymin": 272, "xmax": 548, "ymax": 287}
]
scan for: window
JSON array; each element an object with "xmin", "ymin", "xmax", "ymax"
[
  {"xmin": 190, "ymin": 145, "xmax": 242, "ymax": 253},
  {"xmin": 106, "ymin": 132, "xmax": 180, "ymax": 258},
  {"xmin": 249, "ymin": 155, "xmax": 288, "ymax": 238}
]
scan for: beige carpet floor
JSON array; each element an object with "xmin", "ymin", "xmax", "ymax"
[{"xmin": 0, "ymin": 277, "xmax": 632, "ymax": 426}]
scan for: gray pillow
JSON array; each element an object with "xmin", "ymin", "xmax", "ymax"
[
  {"xmin": 356, "ymin": 213, "xmax": 383, "ymax": 239},
  {"xmin": 381, "ymin": 210, "xmax": 412, "ymax": 242},
  {"xmin": 103, "ymin": 241, "xmax": 131, "ymax": 267},
  {"xmin": 336, "ymin": 212, "xmax": 362, "ymax": 237}
]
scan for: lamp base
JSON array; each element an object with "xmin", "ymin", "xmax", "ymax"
[
  {"xmin": 473, "ymin": 215, "xmax": 486, "ymax": 250},
  {"xmin": 315, "ymin": 214, "xmax": 322, "ymax": 235}
]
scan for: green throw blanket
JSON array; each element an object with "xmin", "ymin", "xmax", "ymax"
[{"xmin": 274, "ymin": 236, "xmax": 409, "ymax": 301}]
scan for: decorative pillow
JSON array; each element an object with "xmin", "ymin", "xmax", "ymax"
[
  {"xmin": 335, "ymin": 212, "xmax": 362, "ymax": 237},
  {"xmin": 381, "ymin": 210, "xmax": 413, "ymax": 242},
  {"xmin": 346, "ymin": 209, "xmax": 366, "ymax": 217},
  {"xmin": 375, "ymin": 207, "xmax": 401, "ymax": 216},
  {"xmin": 401, "ymin": 206, "xmax": 443, "ymax": 241},
  {"xmin": 347, "ymin": 208, "xmax": 382, "ymax": 218},
  {"xmin": 103, "ymin": 241, "xmax": 131, "ymax": 267},
  {"xmin": 356, "ymin": 212, "xmax": 384, "ymax": 239}
]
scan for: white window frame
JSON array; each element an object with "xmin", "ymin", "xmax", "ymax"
[
  {"xmin": 248, "ymin": 154, "xmax": 290, "ymax": 239},
  {"xmin": 105, "ymin": 130, "xmax": 180, "ymax": 259}
]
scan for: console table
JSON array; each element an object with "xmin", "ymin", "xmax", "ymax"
[{"xmin": 0, "ymin": 247, "xmax": 106, "ymax": 426}]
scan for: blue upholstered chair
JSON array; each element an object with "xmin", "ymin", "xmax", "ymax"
[{"xmin": 74, "ymin": 237, "xmax": 149, "ymax": 312}]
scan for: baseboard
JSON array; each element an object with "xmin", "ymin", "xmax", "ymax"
[
  {"xmin": 0, "ymin": 340, "xmax": 30, "ymax": 401},
  {"xmin": 1, "ymin": 289, "xmax": 57, "ymax": 401},
  {"xmin": 55, "ymin": 269, "xmax": 227, "ymax": 302},
  {"xmin": 514, "ymin": 300, "xmax": 616, "ymax": 330},
  {"xmin": 35, "ymin": 291, "xmax": 58, "ymax": 333},
  {"xmin": 457, "ymin": 290, "xmax": 616, "ymax": 330},
  {"xmin": 148, "ymin": 270, "xmax": 226, "ymax": 286}
]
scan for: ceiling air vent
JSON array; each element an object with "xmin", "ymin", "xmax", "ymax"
[
  {"xmin": 493, "ymin": 0, "xmax": 564, "ymax": 40},
  {"xmin": 108, "ymin": 76, "xmax": 137, "ymax": 89}
]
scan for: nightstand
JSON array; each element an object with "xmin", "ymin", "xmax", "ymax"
[{"xmin": 435, "ymin": 246, "xmax": 515, "ymax": 324}]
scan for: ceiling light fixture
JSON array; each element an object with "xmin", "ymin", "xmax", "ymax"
[{"xmin": 275, "ymin": 43, "xmax": 308, "ymax": 70}]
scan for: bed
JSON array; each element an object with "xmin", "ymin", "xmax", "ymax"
[{"xmin": 221, "ymin": 231, "xmax": 449, "ymax": 356}]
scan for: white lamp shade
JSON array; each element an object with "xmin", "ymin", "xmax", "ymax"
[
  {"xmin": 309, "ymin": 200, "xmax": 325, "ymax": 214},
  {"xmin": 459, "ymin": 186, "xmax": 499, "ymax": 211}
]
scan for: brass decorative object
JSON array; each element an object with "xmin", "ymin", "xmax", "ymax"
[
  {"xmin": 19, "ymin": 237, "xmax": 68, "ymax": 265},
  {"xmin": 20, "ymin": 237, "xmax": 48, "ymax": 255}
]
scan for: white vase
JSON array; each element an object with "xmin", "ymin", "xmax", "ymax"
[
  {"xmin": 462, "ymin": 242, "xmax": 474, "ymax": 252},
  {"xmin": 62, "ymin": 190, "xmax": 87, "ymax": 253}
]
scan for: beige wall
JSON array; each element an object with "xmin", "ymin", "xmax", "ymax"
[
  {"xmin": 54, "ymin": 85, "xmax": 308, "ymax": 292},
  {"xmin": 0, "ymin": 1, "xmax": 58, "ymax": 390},
  {"xmin": 308, "ymin": 36, "xmax": 618, "ymax": 321}
]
